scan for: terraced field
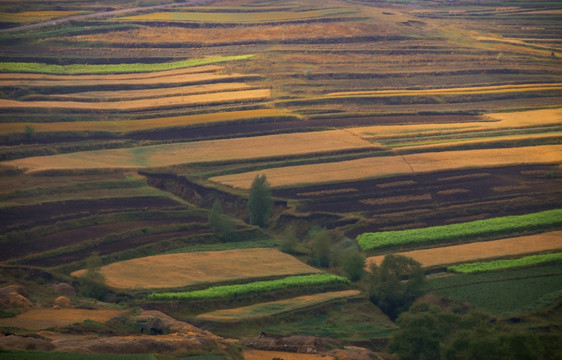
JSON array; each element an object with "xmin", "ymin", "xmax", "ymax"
[
  {"xmin": 0, "ymin": 0, "xmax": 561, "ymax": 357},
  {"xmin": 72, "ymin": 248, "xmax": 321, "ymax": 290},
  {"xmin": 211, "ymin": 145, "xmax": 561, "ymax": 189},
  {"xmin": 366, "ymin": 231, "xmax": 562, "ymax": 269}
]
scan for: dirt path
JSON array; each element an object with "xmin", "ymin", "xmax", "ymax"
[{"xmin": 0, "ymin": 0, "xmax": 216, "ymax": 33}]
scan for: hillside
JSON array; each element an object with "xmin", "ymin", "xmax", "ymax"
[{"xmin": 0, "ymin": 0, "xmax": 560, "ymax": 359}]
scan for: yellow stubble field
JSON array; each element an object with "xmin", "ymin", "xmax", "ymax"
[
  {"xmin": 0, "ymin": 108, "xmax": 292, "ymax": 135},
  {"xmin": 347, "ymin": 108, "xmax": 562, "ymax": 142},
  {"xmin": 366, "ymin": 231, "xmax": 562, "ymax": 269},
  {"xmin": 72, "ymin": 248, "xmax": 321, "ymax": 290},
  {"xmin": 0, "ymin": 309, "xmax": 124, "ymax": 331},
  {"xmin": 3, "ymin": 129, "xmax": 377, "ymax": 174},
  {"xmin": 0, "ymin": 89, "xmax": 271, "ymax": 111},
  {"xmin": 210, "ymin": 145, "xmax": 562, "ymax": 189}
]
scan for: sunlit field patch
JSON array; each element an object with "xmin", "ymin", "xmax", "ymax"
[
  {"xmin": 3, "ymin": 130, "xmax": 376, "ymax": 174},
  {"xmin": 0, "ymin": 309, "xmax": 124, "ymax": 330},
  {"xmin": 211, "ymin": 145, "xmax": 562, "ymax": 189},
  {"xmin": 72, "ymin": 248, "xmax": 321, "ymax": 290},
  {"xmin": 365, "ymin": 230, "xmax": 562, "ymax": 268},
  {"xmin": 196, "ymin": 290, "xmax": 361, "ymax": 322}
]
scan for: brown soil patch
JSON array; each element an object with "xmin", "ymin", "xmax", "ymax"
[
  {"xmin": 72, "ymin": 248, "xmax": 321, "ymax": 290},
  {"xmin": 366, "ymin": 231, "xmax": 562, "ymax": 269},
  {"xmin": 0, "ymin": 308, "xmax": 124, "ymax": 330},
  {"xmin": 211, "ymin": 145, "xmax": 562, "ymax": 189},
  {"xmin": 360, "ymin": 194, "xmax": 431, "ymax": 206}
]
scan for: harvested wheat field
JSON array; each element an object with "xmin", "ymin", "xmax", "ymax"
[
  {"xmin": 211, "ymin": 145, "xmax": 562, "ymax": 189},
  {"xmin": 197, "ymin": 290, "xmax": 361, "ymax": 322},
  {"xmin": 65, "ymin": 22, "xmax": 392, "ymax": 45},
  {"xmin": 0, "ymin": 109, "xmax": 292, "ymax": 135},
  {"xmin": 0, "ymin": 70, "xmax": 252, "ymax": 88},
  {"xmin": 0, "ymin": 65, "xmax": 223, "ymax": 81},
  {"xmin": 0, "ymin": 308, "xmax": 124, "ymax": 331},
  {"xmin": 348, "ymin": 108, "xmax": 562, "ymax": 141},
  {"xmin": 72, "ymin": 248, "xmax": 321, "ymax": 290},
  {"xmin": 4, "ymin": 130, "xmax": 376, "ymax": 174},
  {"xmin": 244, "ymin": 350, "xmax": 334, "ymax": 360},
  {"xmin": 43, "ymin": 82, "xmax": 255, "ymax": 101},
  {"xmin": 0, "ymin": 89, "xmax": 270, "ymax": 111},
  {"xmin": 326, "ymin": 83, "xmax": 562, "ymax": 97},
  {"xmin": 366, "ymin": 231, "xmax": 562, "ymax": 269}
]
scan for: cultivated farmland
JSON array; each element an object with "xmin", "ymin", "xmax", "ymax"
[
  {"xmin": 3, "ymin": 130, "xmax": 377, "ymax": 174},
  {"xmin": 365, "ymin": 231, "xmax": 562, "ymax": 268},
  {"xmin": 196, "ymin": 290, "xmax": 361, "ymax": 322},
  {"xmin": 72, "ymin": 248, "xmax": 321, "ymax": 290},
  {"xmin": 0, "ymin": 0, "xmax": 561, "ymax": 358},
  {"xmin": 0, "ymin": 308, "xmax": 124, "ymax": 331},
  {"xmin": 211, "ymin": 145, "xmax": 562, "ymax": 189}
]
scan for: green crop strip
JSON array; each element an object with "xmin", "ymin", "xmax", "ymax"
[
  {"xmin": 148, "ymin": 274, "xmax": 350, "ymax": 301},
  {"xmin": 357, "ymin": 209, "xmax": 562, "ymax": 251},
  {"xmin": 448, "ymin": 252, "xmax": 562, "ymax": 273},
  {"xmin": 0, "ymin": 55, "xmax": 254, "ymax": 75}
]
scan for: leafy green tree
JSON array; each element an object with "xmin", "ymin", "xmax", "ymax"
[
  {"xmin": 341, "ymin": 248, "xmax": 366, "ymax": 281},
  {"xmin": 208, "ymin": 199, "xmax": 234, "ymax": 240},
  {"xmin": 369, "ymin": 254, "xmax": 425, "ymax": 320},
  {"xmin": 24, "ymin": 125, "xmax": 34, "ymax": 139},
  {"xmin": 389, "ymin": 304, "xmax": 452, "ymax": 360},
  {"xmin": 248, "ymin": 174, "xmax": 273, "ymax": 228},
  {"xmin": 310, "ymin": 228, "xmax": 332, "ymax": 268},
  {"xmin": 80, "ymin": 252, "xmax": 108, "ymax": 300}
]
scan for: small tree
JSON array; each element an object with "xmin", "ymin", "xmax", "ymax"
[
  {"xmin": 24, "ymin": 125, "xmax": 35, "ymax": 139},
  {"xmin": 248, "ymin": 174, "xmax": 273, "ymax": 228},
  {"xmin": 80, "ymin": 252, "xmax": 108, "ymax": 300},
  {"xmin": 341, "ymin": 248, "xmax": 366, "ymax": 281},
  {"xmin": 208, "ymin": 199, "xmax": 234, "ymax": 240},
  {"xmin": 369, "ymin": 254, "xmax": 425, "ymax": 320},
  {"xmin": 310, "ymin": 228, "xmax": 332, "ymax": 268}
]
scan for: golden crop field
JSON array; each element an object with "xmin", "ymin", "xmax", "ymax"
[
  {"xmin": 0, "ymin": 109, "xmax": 291, "ymax": 135},
  {"xmin": 196, "ymin": 290, "xmax": 361, "ymax": 322},
  {"xmin": 210, "ymin": 145, "xmax": 562, "ymax": 189},
  {"xmin": 0, "ymin": 109, "xmax": 293, "ymax": 135},
  {"xmin": 0, "ymin": 309, "xmax": 124, "ymax": 331},
  {"xmin": 326, "ymin": 83, "xmax": 562, "ymax": 98},
  {"xmin": 0, "ymin": 10, "xmax": 85, "ymax": 24},
  {"xmin": 0, "ymin": 89, "xmax": 271, "ymax": 111},
  {"xmin": 0, "ymin": 68, "xmax": 252, "ymax": 88},
  {"xmin": 72, "ymin": 248, "xmax": 321, "ymax": 290},
  {"xmin": 0, "ymin": 65, "xmax": 223, "ymax": 81},
  {"xmin": 42, "ymin": 82, "xmax": 254, "ymax": 101},
  {"xmin": 366, "ymin": 231, "xmax": 562, "ymax": 269},
  {"xmin": 244, "ymin": 350, "xmax": 335, "ymax": 360},
  {"xmin": 63, "ymin": 22, "xmax": 391, "ymax": 45},
  {"xmin": 3, "ymin": 130, "xmax": 377, "ymax": 174},
  {"xmin": 348, "ymin": 108, "xmax": 562, "ymax": 142},
  {"xmin": 119, "ymin": 8, "xmax": 354, "ymax": 23}
]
